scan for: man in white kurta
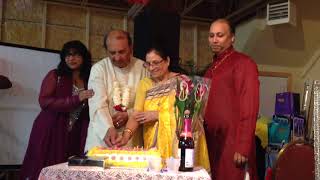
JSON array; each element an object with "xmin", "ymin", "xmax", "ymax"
[{"xmin": 85, "ymin": 30, "xmax": 147, "ymax": 152}]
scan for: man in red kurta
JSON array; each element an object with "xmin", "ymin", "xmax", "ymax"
[{"xmin": 204, "ymin": 19, "xmax": 260, "ymax": 180}]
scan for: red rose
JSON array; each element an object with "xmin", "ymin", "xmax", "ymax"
[{"xmin": 113, "ymin": 105, "xmax": 123, "ymax": 111}]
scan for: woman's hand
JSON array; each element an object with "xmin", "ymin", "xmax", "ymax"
[
  {"xmin": 114, "ymin": 129, "xmax": 132, "ymax": 147},
  {"xmin": 134, "ymin": 111, "xmax": 158, "ymax": 124},
  {"xmin": 78, "ymin": 89, "xmax": 94, "ymax": 101}
]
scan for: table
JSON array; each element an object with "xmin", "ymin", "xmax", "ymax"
[{"xmin": 39, "ymin": 163, "xmax": 211, "ymax": 180}]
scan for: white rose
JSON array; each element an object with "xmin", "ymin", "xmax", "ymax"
[
  {"xmin": 112, "ymin": 81, "xmax": 122, "ymax": 106},
  {"xmin": 121, "ymin": 86, "xmax": 130, "ymax": 108}
]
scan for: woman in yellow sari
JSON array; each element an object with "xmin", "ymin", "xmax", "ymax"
[{"xmin": 117, "ymin": 46, "xmax": 210, "ymax": 172}]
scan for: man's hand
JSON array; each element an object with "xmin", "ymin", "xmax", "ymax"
[
  {"xmin": 103, "ymin": 127, "xmax": 119, "ymax": 147},
  {"xmin": 112, "ymin": 111, "xmax": 128, "ymax": 129},
  {"xmin": 114, "ymin": 132, "xmax": 131, "ymax": 147},
  {"xmin": 233, "ymin": 152, "xmax": 248, "ymax": 167},
  {"xmin": 134, "ymin": 111, "xmax": 158, "ymax": 124}
]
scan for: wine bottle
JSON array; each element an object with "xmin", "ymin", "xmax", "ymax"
[{"xmin": 178, "ymin": 110, "xmax": 194, "ymax": 172}]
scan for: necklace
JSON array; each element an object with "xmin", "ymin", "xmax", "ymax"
[
  {"xmin": 152, "ymin": 72, "xmax": 177, "ymax": 85},
  {"xmin": 211, "ymin": 51, "xmax": 234, "ymax": 72},
  {"xmin": 68, "ymin": 85, "xmax": 85, "ymax": 131}
]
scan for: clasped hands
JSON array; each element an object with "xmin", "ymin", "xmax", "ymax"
[
  {"xmin": 234, "ymin": 152, "xmax": 248, "ymax": 168},
  {"xmin": 104, "ymin": 111, "xmax": 158, "ymax": 147}
]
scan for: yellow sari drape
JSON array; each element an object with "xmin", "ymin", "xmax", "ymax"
[{"xmin": 134, "ymin": 77, "xmax": 210, "ymax": 172}]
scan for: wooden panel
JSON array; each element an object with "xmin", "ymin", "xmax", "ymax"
[
  {"xmin": 46, "ymin": 25, "xmax": 85, "ymax": 50},
  {"xmin": 197, "ymin": 24, "xmax": 212, "ymax": 72},
  {"xmin": 179, "ymin": 23, "xmax": 194, "ymax": 71},
  {"xmin": 2, "ymin": 21, "xmax": 42, "ymax": 47},
  {"xmin": 90, "ymin": 11, "xmax": 123, "ymax": 36},
  {"xmin": 127, "ymin": 19, "xmax": 134, "ymax": 41},
  {"xmin": 89, "ymin": 35, "xmax": 105, "ymax": 62},
  {"xmin": 4, "ymin": 0, "xmax": 43, "ymax": 22},
  {"xmin": 47, "ymin": 3, "xmax": 86, "ymax": 27}
]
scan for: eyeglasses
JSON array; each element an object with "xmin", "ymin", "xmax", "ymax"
[
  {"xmin": 66, "ymin": 52, "xmax": 81, "ymax": 58},
  {"xmin": 143, "ymin": 59, "xmax": 165, "ymax": 68}
]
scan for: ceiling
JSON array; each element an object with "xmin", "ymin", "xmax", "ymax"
[{"xmin": 44, "ymin": 0, "xmax": 273, "ymax": 24}]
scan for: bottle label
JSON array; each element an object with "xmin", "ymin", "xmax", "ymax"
[
  {"xmin": 184, "ymin": 149, "xmax": 194, "ymax": 168},
  {"xmin": 178, "ymin": 148, "xmax": 194, "ymax": 168}
]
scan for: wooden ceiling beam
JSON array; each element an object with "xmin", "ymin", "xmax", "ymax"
[
  {"xmin": 42, "ymin": 0, "xmax": 128, "ymax": 11},
  {"xmin": 180, "ymin": 0, "xmax": 204, "ymax": 16},
  {"xmin": 127, "ymin": 3, "xmax": 145, "ymax": 18}
]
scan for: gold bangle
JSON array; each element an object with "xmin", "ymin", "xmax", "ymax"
[{"xmin": 123, "ymin": 128, "xmax": 133, "ymax": 138}]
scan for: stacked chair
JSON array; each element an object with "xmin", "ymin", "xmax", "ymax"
[{"xmin": 265, "ymin": 92, "xmax": 314, "ymax": 180}]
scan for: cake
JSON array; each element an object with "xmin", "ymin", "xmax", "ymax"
[{"xmin": 86, "ymin": 147, "xmax": 162, "ymax": 169}]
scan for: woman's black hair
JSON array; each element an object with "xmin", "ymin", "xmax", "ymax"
[
  {"xmin": 146, "ymin": 45, "xmax": 170, "ymax": 61},
  {"xmin": 57, "ymin": 40, "xmax": 92, "ymax": 81}
]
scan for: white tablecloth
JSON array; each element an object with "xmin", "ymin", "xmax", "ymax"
[{"xmin": 39, "ymin": 163, "xmax": 211, "ymax": 180}]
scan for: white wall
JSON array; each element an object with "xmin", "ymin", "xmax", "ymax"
[
  {"xmin": 0, "ymin": 44, "xmax": 59, "ymax": 164},
  {"xmin": 259, "ymin": 76, "xmax": 288, "ymax": 118}
]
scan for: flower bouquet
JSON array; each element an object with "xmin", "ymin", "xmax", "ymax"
[{"xmin": 175, "ymin": 75, "xmax": 211, "ymax": 137}]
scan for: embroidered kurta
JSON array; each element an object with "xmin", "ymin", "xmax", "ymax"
[
  {"xmin": 85, "ymin": 57, "xmax": 148, "ymax": 151},
  {"xmin": 134, "ymin": 76, "xmax": 211, "ymax": 172},
  {"xmin": 204, "ymin": 47, "xmax": 259, "ymax": 180},
  {"xmin": 20, "ymin": 70, "xmax": 89, "ymax": 180}
]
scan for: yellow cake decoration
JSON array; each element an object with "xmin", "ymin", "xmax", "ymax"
[{"xmin": 87, "ymin": 147, "xmax": 162, "ymax": 169}]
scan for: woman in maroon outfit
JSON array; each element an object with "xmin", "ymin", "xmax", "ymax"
[{"xmin": 20, "ymin": 40, "xmax": 94, "ymax": 180}]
